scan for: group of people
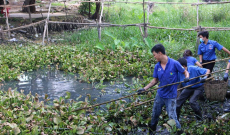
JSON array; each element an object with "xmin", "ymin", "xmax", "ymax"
[{"xmin": 137, "ymin": 31, "xmax": 230, "ymax": 134}]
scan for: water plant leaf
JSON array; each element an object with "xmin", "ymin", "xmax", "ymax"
[
  {"xmin": 65, "ymin": 92, "xmax": 71, "ymax": 99},
  {"xmin": 76, "ymin": 127, "xmax": 85, "ymax": 134},
  {"xmin": 53, "ymin": 116, "xmax": 61, "ymax": 125},
  {"xmin": 167, "ymin": 119, "xmax": 176, "ymax": 127},
  {"xmin": 13, "ymin": 127, "xmax": 21, "ymax": 135},
  {"xmin": 26, "ymin": 115, "xmax": 34, "ymax": 122},
  {"xmin": 95, "ymin": 43, "xmax": 105, "ymax": 51},
  {"xmin": 105, "ymin": 126, "xmax": 112, "ymax": 132}
]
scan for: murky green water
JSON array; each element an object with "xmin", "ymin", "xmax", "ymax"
[{"xmin": 0, "ymin": 67, "xmax": 134, "ymax": 103}]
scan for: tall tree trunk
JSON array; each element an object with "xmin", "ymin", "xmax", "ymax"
[
  {"xmin": 22, "ymin": 0, "xmax": 36, "ymax": 13},
  {"xmin": 90, "ymin": 0, "xmax": 100, "ymax": 20}
]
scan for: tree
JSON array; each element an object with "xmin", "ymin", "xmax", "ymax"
[
  {"xmin": 22, "ymin": 0, "xmax": 36, "ymax": 13},
  {"xmin": 90, "ymin": 0, "xmax": 101, "ymax": 20}
]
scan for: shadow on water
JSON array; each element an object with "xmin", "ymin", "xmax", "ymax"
[{"xmin": 0, "ymin": 67, "xmax": 134, "ymax": 103}]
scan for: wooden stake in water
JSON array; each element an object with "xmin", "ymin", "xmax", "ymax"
[
  {"xmin": 98, "ymin": 0, "xmax": 104, "ymax": 41},
  {"xmin": 3, "ymin": 0, "xmax": 10, "ymax": 38},
  {"xmin": 42, "ymin": 1, "xmax": 52, "ymax": 45}
]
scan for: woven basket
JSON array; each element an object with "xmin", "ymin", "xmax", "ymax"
[{"xmin": 204, "ymin": 80, "xmax": 228, "ymax": 101}]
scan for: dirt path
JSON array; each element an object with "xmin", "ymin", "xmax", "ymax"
[{"xmin": 8, "ymin": 12, "xmax": 72, "ymax": 19}]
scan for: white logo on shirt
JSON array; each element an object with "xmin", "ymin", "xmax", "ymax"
[{"xmin": 158, "ymin": 68, "xmax": 161, "ymax": 71}]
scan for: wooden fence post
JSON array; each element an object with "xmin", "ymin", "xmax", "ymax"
[
  {"xmin": 89, "ymin": 0, "xmax": 91, "ymax": 18},
  {"xmin": 98, "ymin": 0, "xmax": 104, "ymax": 41},
  {"xmin": 195, "ymin": 0, "xmax": 200, "ymax": 54},
  {"xmin": 0, "ymin": 25, "xmax": 4, "ymax": 40},
  {"xmin": 196, "ymin": 26, "xmax": 202, "ymax": 54},
  {"xmin": 143, "ymin": 0, "xmax": 147, "ymax": 38},
  {"xmin": 3, "ymin": 0, "xmax": 10, "ymax": 38},
  {"xmin": 42, "ymin": 1, "xmax": 52, "ymax": 45}
]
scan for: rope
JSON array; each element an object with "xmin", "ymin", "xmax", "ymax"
[{"xmin": 73, "ymin": 66, "xmax": 230, "ymax": 112}]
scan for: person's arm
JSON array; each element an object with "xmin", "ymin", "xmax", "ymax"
[
  {"xmin": 225, "ymin": 62, "xmax": 230, "ymax": 73},
  {"xmin": 144, "ymin": 78, "xmax": 158, "ymax": 90},
  {"xmin": 205, "ymin": 69, "xmax": 210, "ymax": 77},
  {"xmin": 199, "ymin": 55, "xmax": 203, "ymax": 63},
  {"xmin": 224, "ymin": 62, "xmax": 230, "ymax": 82},
  {"xmin": 183, "ymin": 70, "xmax": 189, "ymax": 79},
  {"xmin": 222, "ymin": 47, "xmax": 230, "ymax": 55},
  {"xmin": 200, "ymin": 68, "xmax": 210, "ymax": 83},
  {"xmin": 195, "ymin": 61, "xmax": 203, "ymax": 68}
]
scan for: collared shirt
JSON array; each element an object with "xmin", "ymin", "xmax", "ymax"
[
  {"xmin": 185, "ymin": 56, "xmax": 198, "ymax": 66},
  {"xmin": 178, "ymin": 66, "xmax": 207, "ymax": 89},
  {"xmin": 197, "ymin": 40, "xmax": 223, "ymax": 60},
  {"xmin": 153, "ymin": 57, "xmax": 185, "ymax": 99}
]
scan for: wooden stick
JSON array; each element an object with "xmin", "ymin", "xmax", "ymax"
[
  {"xmin": 73, "ymin": 67, "xmax": 230, "ymax": 112},
  {"xmin": 196, "ymin": 0, "xmax": 199, "ymax": 27},
  {"xmin": 3, "ymin": 19, "xmax": 46, "ymax": 32},
  {"xmin": 42, "ymin": 1, "xmax": 52, "ymax": 45},
  {"xmin": 3, "ymin": 0, "xmax": 10, "ymax": 38},
  {"xmin": 88, "ymin": 0, "xmax": 91, "ymax": 18},
  {"xmin": 147, "ymin": 26, "xmax": 195, "ymax": 31},
  {"xmin": 143, "ymin": 0, "xmax": 147, "ymax": 38},
  {"xmin": 64, "ymin": 1, "xmax": 67, "ymax": 20},
  {"xmin": 139, "ymin": 26, "xmax": 144, "ymax": 37},
  {"xmin": 124, "ymin": 77, "xmax": 214, "ymax": 111},
  {"xmin": 98, "ymin": 0, "xmax": 104, "ymax": 41},
  {"xmin": 145, "ymin": 1, "xmax": 150, "ymax": 38},
  {"xmin": 0, "ymin": 25, "xmax": 4, "ymax": 40},
  {"xmin": 196, "ymin": 26, "xmax": 202, "ymax": 55}
]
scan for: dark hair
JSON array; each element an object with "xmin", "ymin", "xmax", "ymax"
[
  {"xmin": 151, "ymin": 44, "xmax": 165, "ymax": 54},
  {"xmin": 198, "ymin": 31, "xmax": 209, "ymax": 39},
  {"xmin": 183, "ymin": 49, "xmax": 193, "ymax": 58},
  {"xmin": 177, "ymin": 58, "xmax": 187, "ymax": 67}
]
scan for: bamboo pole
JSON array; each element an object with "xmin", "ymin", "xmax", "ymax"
[
  {"xmin": 98, "ymin": 0, "xmax": 104, "ymax": 41},
  {"xmin": 73, "ymin": 67, "xmax": 230, "ymax": 112},
  {"xmin": 195, "ymin": 0, "xmax": 200, "ymax": 55},
  {"xmin": 88, "ymin": 0, "xmax": 91, "ymax": 18},
  {"xmin": 0, "ymin": 25, "xmax": 4, "ymax": 40},
  {"xmin": 3, "ymin": 0, "xmax": 10, "ymax": 38},
  {"xmin": 64, "ymin": 1, "xmax": 67, "ymax": 20},
  {"xmin": 42, "ymin": 1, "xmax": 52, "ymax": 45}
]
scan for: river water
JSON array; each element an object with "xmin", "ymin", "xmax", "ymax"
[{"xmin": 0, "ymin": 67, "xmax": 134, "ymax": 103}]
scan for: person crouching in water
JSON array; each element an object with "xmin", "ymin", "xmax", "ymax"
[
  {"xmin": 183, "ymin": 49, "xmax": 202, "ymax": 68},
  {"xmin": 176, "ymin": 58, "xmax": 210, "ymax": 121}
]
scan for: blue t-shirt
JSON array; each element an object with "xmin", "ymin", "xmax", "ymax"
[
  {"xmin": 178, "ymin": 66, "xmax": 207, "ymax": 89},
  {"xmin": 229, "ymin": 60, "xmax": 230, "ymax": 63},
  {"xmin": 197, "ymin": 40, "xmax": 223, "ymax": 60},
  {"xmin": 153, "ymin": 57, "xmax": 185, "ymax": 99},
  {"xmin": 185, "ymin": 56, "xmax": 198, "ymax": 66}
]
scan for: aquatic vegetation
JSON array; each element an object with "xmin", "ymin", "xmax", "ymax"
[{"xmin": 0, "ymin": 44, "xmax": 155, "ymax": 83}]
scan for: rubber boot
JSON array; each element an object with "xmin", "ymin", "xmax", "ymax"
[
  {"xmin": 148, "ymin": 124, "xmax": 157, "ymax": 135},
  {"xmin": 194, "ymin": 111, "xmax": 203, "ymax": 121}
]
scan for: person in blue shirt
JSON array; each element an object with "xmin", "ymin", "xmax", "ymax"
[
  {"xmin": 176, "ymin": 58, "xmax": 210, "ymax": 121},
  {"xmin": 183, "ymin": 49, "xmax": 202, "ymax": 67},
  {"xmin": 137, "ymin": 44, "xmax": 189, "ymax": 134},
  {"xmin": 198, "ymin": 31, "xmax": 230, "ymax": 74}
]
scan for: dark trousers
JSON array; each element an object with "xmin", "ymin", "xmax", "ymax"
[
  {"xmin": 202, "ymin": 60, "xmax": 215, "ymax": 73},
  {"xmin": 176, "ymin": 85, "xmax": 204, "ymax": 120}
]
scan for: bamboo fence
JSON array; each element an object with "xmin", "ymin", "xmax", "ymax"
[{"xmin": 0, "ymin": 0, "xmax": 230, "ymax": 45}]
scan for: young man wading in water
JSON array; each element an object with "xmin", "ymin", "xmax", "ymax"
[
  {"xmin": 176, "ymin": 58, "xmax": 210, "ymax": 121},
  {"xmin": 198, "ymin": 31, "xmax": 230, "ymax": 76},
  {"xmin": 137, "ymin": 44, "xmax": 189, "ymax": 135}
]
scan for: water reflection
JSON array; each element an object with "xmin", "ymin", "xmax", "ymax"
[{"xmin": 0, "ymin": 67, "xmax": 132, "ymax": 103}]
